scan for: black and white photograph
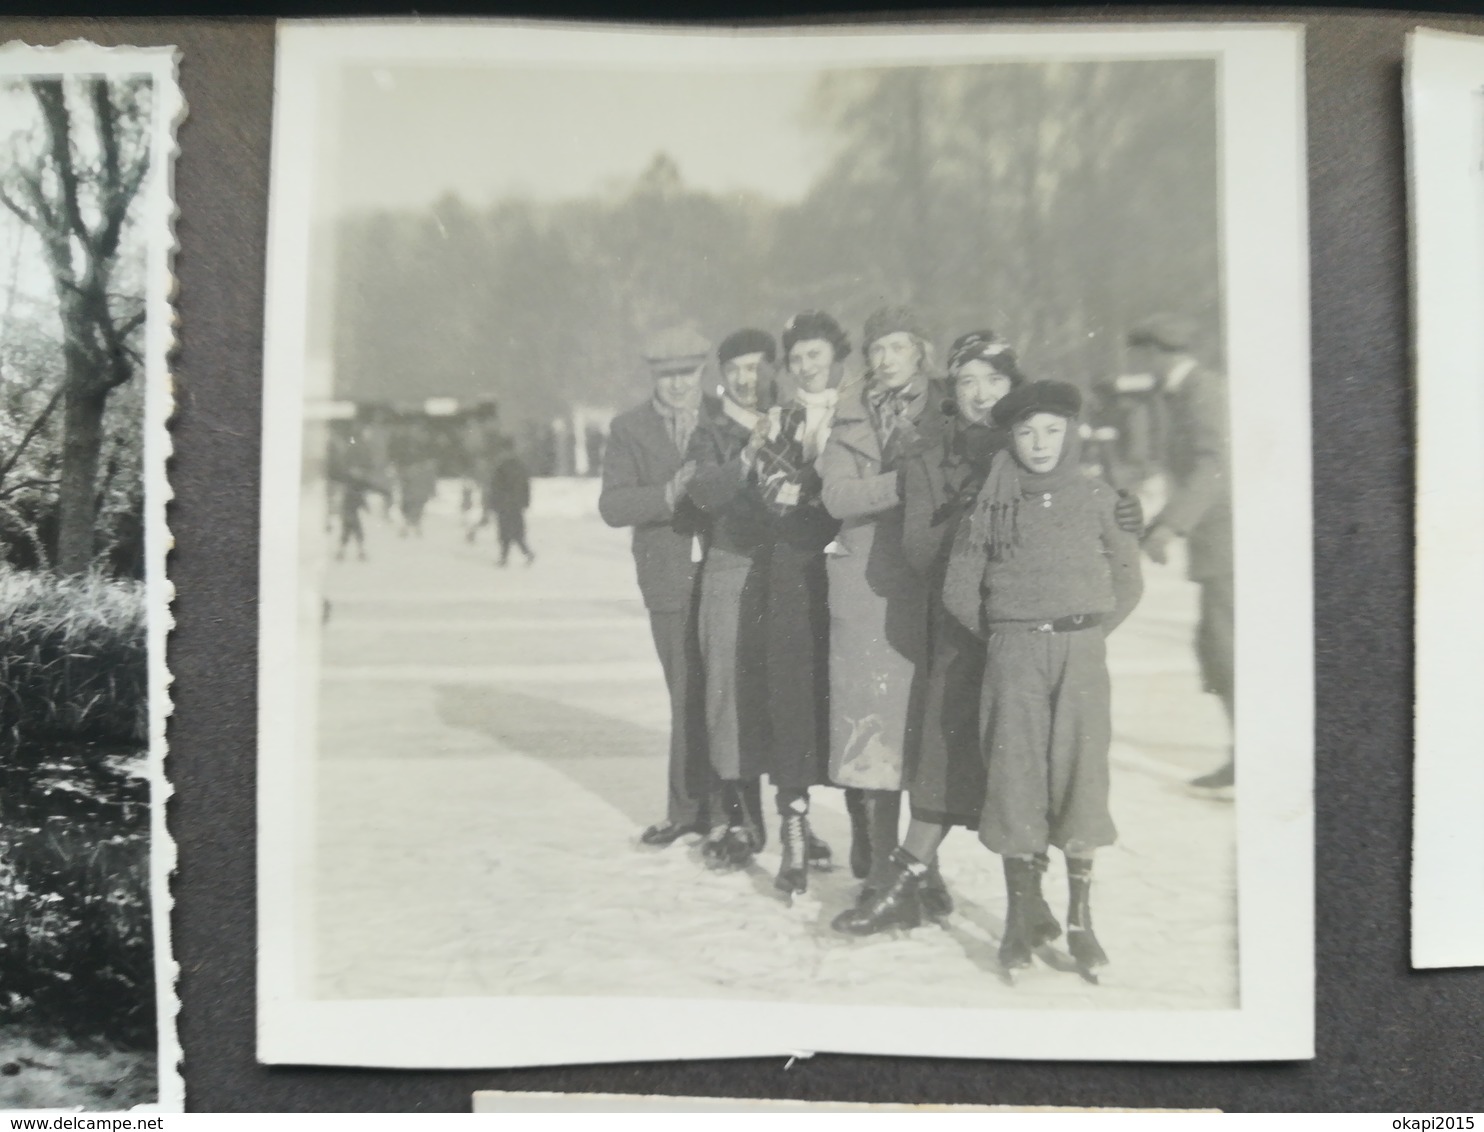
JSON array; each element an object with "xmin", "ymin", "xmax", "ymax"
[
  {"xmin": 1408, "ymin": 27, "xmax": 1484, "ymax": 971},
  {"xmin": 0, "ymin": 44, "xmax": 181, "ymax": 1110},
  {"xmin": 257, "ymin": 20, "xmax": 1312, "ymax": 1067}
]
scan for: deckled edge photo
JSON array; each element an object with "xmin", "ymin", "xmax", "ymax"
[
  {"xmin": 0, "ymin": 40, "xmax": 184, "ymax": 1112},
  {"xmin": 1408, "ymin": 27, "xmax": 1484, "ymax": 971}
]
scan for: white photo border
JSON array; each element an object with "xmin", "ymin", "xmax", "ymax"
[
  {"xmin": 1408, "ymin": 27, "xmax": 1484, "ymax": 971},
  {"xmin": 257, "ymin": 18, "xmax": 1313, "ymax": 1067},
  {"xmin": 0, "ymin": 40, "xmax": 185, "ymax": 1113}
]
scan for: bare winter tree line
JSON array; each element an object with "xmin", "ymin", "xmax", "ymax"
[
  {"xmin": 332, "ymin": 60, "xmax": 1219, "ymax": 434},
  {"xmin": 0, "ymin": 74, "xmax": 152, "ymax": 578}
]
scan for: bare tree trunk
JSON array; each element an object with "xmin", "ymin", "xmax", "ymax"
[{"xmin": 56, "ymin": 366, "xmax": 106, "ymax": 574}]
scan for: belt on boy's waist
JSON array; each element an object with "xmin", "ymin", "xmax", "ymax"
[{"xmin": 988, "ymin": 613, "xmax": 1104, "ymax": 634}]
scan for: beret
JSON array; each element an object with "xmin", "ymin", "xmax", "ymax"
[
  {"xmin": 642, "ymin": 324, "xmax": 712, "ymax": 372},
  {"xmin": 717, "ymin": 327, "xmax": 777, "ymax": 367},
  {"xmin": 1126, "ymin": 313, "xmax": 1198, "ymax": 352},
  {"xmin": 781, "ymin": 310, "xmax": 851, "ymax": 361},
  {"xmin": 990, "ymin": 379, "xmax": 1083, "ymax": 428}
]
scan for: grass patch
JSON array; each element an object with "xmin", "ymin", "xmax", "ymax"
[
  {"xmin": 0, "ymin": 568, "xmax": 148, "ymax": 747},
  {"xmin": 0, "ymin": 568, "xmax": 154, "ymax": 1051}
]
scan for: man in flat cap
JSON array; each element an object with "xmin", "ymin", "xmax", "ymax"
[
  {"xmin": 600, "ymin": 324, "xmax": 717, "ymax": 845},
  {"xmin": 1125, "ymin": 314, "xmax": 1234, "ymax": 796}
]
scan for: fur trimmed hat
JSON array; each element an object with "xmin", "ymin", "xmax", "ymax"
[
  {"xmin": 862, "ymin": 304, "xmax": 932, "ymax": 351},
  {"xmin": 717, "ymin": 327, "xmax": 777, "ymax": 368},
  {"xmin": 781, "ymin": 310, "xmax": 851, "ymax": 361},
  {"xmin": 990, "ymin": 380, "xmax": 1083, "ymax": 428}
]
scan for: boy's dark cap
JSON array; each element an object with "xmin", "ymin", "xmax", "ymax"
[
  {"xmin": 1126, "ymin": 313, "xmax": 1198, "ymax": 352},
  {"xmin": 717, "ymin": 327, "xmax": 777, "ymax": 367},
  {"xmin": 990, "ymin": 380, "xmax": 1083, "ymax": 427}
]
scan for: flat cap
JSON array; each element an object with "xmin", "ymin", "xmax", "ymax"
[
  {"xmin": 642, "ymin": 324, "xmax": 712, "ymax": 373},
  {"xmin": 990, "ymin": 379, "xmax": 1083, "ymax": 428},
  {"xmin": 1126, "ymin": 313, "xmax": 1198, "ymax": 352},
  {"xmin": 718, "ymin": 327, "xmax": 777, "ymax": 367}
]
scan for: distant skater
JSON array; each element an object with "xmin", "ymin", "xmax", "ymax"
[
  {"xmin": 489, "ymin": 438, "xmax": 536, "ymax": 567},
  {"xmin": 398, "ymin": 458, "xmax": 437, "ymax": 537}
]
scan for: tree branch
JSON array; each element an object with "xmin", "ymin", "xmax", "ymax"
[
  {"xmin": 0, "ymin": 381, "xmax": 66, "ymax": 490},
  {"xmin": 30, "ymin": 78, "xmax": 90, "ymax": 249}
]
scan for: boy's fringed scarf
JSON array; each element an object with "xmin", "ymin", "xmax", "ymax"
[{"xmin": 962, "ymin": 421, "xmax": 1085, "ymax": 562}]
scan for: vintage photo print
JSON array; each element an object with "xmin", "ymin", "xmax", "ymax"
[
  {"xmin": 0, "ymin": 44, "xmax": 181, "ymax": 1111},
  {"xmin": 1408, "ymin": 27, "xmax": 1484, "ymax": 970},
  {"xmin": 258, "ymin": 20, "xmax": 1312, "ymax": 1067}
]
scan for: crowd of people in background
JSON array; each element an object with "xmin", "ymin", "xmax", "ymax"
[
  {"xmin": 600, "ymin": 308, "xmax": 1231, "ymax": 981},
  {"xmin": 325, "ymin": 405, "xmax": 536, "ymax": 566}
]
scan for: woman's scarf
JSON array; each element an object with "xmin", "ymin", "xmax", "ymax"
[
  {"xmin": 963, "ymin": 419, "xmax": 1085, "ymax": 561},
  {"xmin": 866, "ymin": 377, "xmax": 928, "ymax": 457},
  {"xmin": 793, "ymin": 385, "xmax": 839, "ymax": 462},
  {"xmin": 720, "ymin": 394, "xmax": 764, "ymax": 435}
]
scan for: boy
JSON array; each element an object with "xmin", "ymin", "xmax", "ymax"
[{"xmin": 942, "ymin": 380, "xmax": 1142, "ymax": 976}]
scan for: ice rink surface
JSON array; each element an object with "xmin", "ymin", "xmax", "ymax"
[{"xmin": 309, "ymin": 479, "xmax": 1236, "ymax": 1011}]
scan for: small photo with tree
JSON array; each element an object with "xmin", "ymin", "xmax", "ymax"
[{"xmin": 0, "ymin": 46, "xmax": 180, "ymax": 1113}]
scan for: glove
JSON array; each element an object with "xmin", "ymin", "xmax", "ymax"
[{"xmin": 1114, "ymin": 489, "xmax": 1144, "ymax": 535}]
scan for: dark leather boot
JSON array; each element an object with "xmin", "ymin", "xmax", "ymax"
[
  {"xmin": 1066, "ymin": 856, "xmax": 1108, "ymax": 972},
  {"xmin": 831, "ymin": 848, "xmax": 925, "ymax": 935},
  {"xmin": 999, "ymin": 854, "xmax": 1062, "ymax": 970},
  {"xmin": 844, "ymin": 788, "xmax": 870, "ymax": 879},
  {"xmin": 920, "ymin": 859, "xmax": 954, "ymax": 919}
]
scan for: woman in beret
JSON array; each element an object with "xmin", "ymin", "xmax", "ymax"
[
  {"xmin": 686, "ymin": 328, "xmax": 778, "ymax": 868},
  {"xmin": 748, "ymin": 310, "xmax": 850, "ymax": 894}
]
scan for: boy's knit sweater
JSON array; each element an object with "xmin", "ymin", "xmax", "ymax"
[{"xmin": 943, "ymin": 474, "xmax": 1143, "ymax": 635}]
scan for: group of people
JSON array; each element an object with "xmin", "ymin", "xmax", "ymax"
[
  {"xmin": 599, "ymin": 307, "xmax": 1232, "ymax": 977},
  {"xmin": 326, "ymin": 412, "xmax": 537, "ymax": 567}
]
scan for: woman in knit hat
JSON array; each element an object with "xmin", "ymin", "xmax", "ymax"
[
  {"xmin": 833, "ymin": 330, "xmax": 1021, "ymax": 932},
  {"xmin": 747, "ymin": 310, "xmax": 850, "ymax": 894},
  {"xmin": 818, "ymin": 304, "xmax": 942, "ymax": 927},
  {"xmin": 931, "ymin": 380, "xmax": 1142, "ymax": 977}
]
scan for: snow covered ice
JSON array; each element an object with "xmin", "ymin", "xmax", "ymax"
[{"xmin": 310, "ymin": 479, "xmax": 1236, "ymax": 1012}]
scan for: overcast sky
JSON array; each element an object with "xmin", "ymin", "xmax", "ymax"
[{"xmin": 328, "ymin": 65, "xmax": 838, "ymax": 213}]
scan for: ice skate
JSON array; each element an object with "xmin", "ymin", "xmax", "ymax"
[
  {"xmin": 639, "ymin": 819, "xmax": 705, "ymax": 848},
  {"xmin": 775, "ymin": 809, "xmax": 809, "ymax": 895},
  {"xmin": 998, "ymin": 855, "xmax": 1062, "ymax": 972},
  {"xmin": 1066, "ymin": 857, "xmax": 1108, "ymax": 983},
  {"xmin": 700, "ymin": 823, "xmax": 733, "ymax": 869},
  {"xmin": 920, "ymin": 859, "xmax": 953, "ymax": 919},
  {"xmin": 831, "ymin": 848, "xmax": 924, "ymax": 936},
  {"xmin": 1187, "ymin": 756, "xmax": 1234, "ymax": 801},
  {"xmin": 806, "ymin": 828, "xmax": 834, "ymax": 871}
]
